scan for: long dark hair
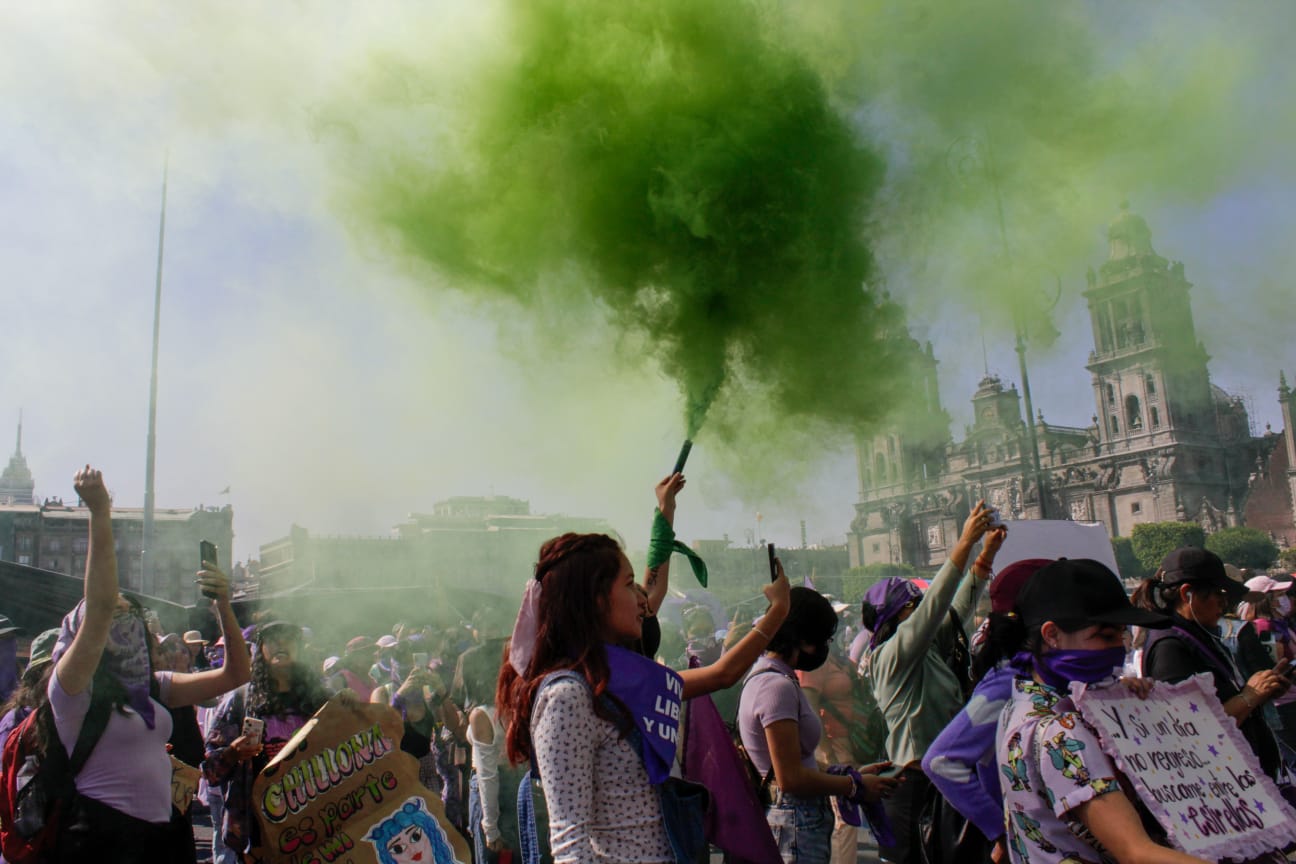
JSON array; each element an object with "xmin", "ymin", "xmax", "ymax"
[
  {"xmin": 247, "ymin": 652, "xmax": 329, "ymax": 719},
  {"xmin": 971, "ymin": 612, "xmax": 1028, "ymax": 682},
  {"xmin": 767, "ymin": 587, "xmax": 838, "ymax": 658},
  {"xmin": 500, "ymin": 533, "xmax": 629, "ymax": 765}
]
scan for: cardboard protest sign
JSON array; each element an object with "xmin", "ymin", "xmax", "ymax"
[
  {"xmin": 993, "ymin": 519, "xmax": 1120, "ymax": 576},
  {"xmin": 1075, "ymin": 673, "xmax": 1296, "ymax": 861},
  {"xmin": 170, "ymin": 755, "xmax": 201, "ymax": 814},
  {"xmin": 249, "ymin": 699, "xmax": 470, "ymax": 864}
]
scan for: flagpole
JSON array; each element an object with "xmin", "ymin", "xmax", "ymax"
[{"xmin": 142, "ymin": 158, "xmax": 168, "ymax": 596}]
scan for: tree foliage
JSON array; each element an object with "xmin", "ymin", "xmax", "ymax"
[
  {"xmin": 1111, "ymin": 536, "xmax": 1148, "ymax": 581},
  {"xmin": 1130, "ymin": 522, "xmax": 1206, "ymax": 575},
  {"xmin": 1205, "ymin": 526, "xmax": 1280, "ymax": 569}
]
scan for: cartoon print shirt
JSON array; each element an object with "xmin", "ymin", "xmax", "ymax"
[{"xmin": 995, "ymin": 677, "xmax": 1122, "ymax": 864}]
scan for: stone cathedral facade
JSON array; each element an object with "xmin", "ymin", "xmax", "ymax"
[{"xmin": 849, "ymin": 206, "xmax": 1295, "ymax": 569}]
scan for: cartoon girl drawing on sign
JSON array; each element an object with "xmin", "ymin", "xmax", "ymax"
[{"xmin": 364, "ymin": 797, "xmax": 464, "ymax": 864}]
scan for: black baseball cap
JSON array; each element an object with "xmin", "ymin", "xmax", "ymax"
[
  {"xmin": 255, "ymin": 621, "xmax": 303, "ymax": 643},
  {"xmin": 1157, "ymin": 547, "xmax": 1246, "ymax": 603},
  {"xmin": 1016, "ymin": 558, "xmax": 1170, "ymax": 629}
]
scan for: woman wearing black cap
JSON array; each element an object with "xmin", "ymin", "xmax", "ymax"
[
  {"xmin": 1139, "ymin": 546, "xmax": 1292, "ymax": 780},
  {"xmin": 997, "ymin": 559, "xmax": 1208, "ymax": 864}
]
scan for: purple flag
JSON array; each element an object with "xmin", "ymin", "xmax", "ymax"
[{"xmin": 682, "ymin": 686, "xmax": 781, "ymax": 864}]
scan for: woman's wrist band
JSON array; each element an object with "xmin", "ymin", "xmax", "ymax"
[
  {"xmin": 752, "ymin": 625, "xmax": 773, "ymax": 641},
  {"xmin": 973, "ymin": 556, "xmax": 994, "ymax": 574},
  {"xmin": 1241, "ymin": 689, "xmax": 1258, "ymax": 709}
]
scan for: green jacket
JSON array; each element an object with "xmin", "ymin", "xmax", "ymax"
[{"xmin": 866, "ymin": 558, "xmax": 983, "ymax": 767}]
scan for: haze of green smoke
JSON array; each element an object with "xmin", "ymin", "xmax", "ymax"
[
  {"xmin": 334, "ymin": 0, "xmax": 916, "ymax": 441},
  {"xmin": 807, "ymin": 0, "xmax": 1272, "ymax": 352},
  {"xmin": 327, "ymin": 0, "xmax": 1292, "ymax": 468}
]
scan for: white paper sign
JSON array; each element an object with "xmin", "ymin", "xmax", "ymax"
[
  {"xmin": 1074, "ymin": 674, "xmax": 1296, "ymax": 861},
  {"xmin": 994, "ymin": 520, "xmax": 1119, "ymax": 576}
]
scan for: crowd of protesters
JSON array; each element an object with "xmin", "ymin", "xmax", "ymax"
[{"xmin": 3, "ymin": 466, "xmax": 1296, "ymax": 864}]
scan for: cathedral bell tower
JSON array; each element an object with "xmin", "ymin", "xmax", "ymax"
[{"xmin": 1084, "ymin": 203, "xmax": 1213, "ymax": 451}]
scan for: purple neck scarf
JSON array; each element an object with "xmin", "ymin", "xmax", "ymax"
[
  {"xmin": 604, "ymin": 644, "xmax": 683, "ymax": 784},
  {"xmin": 864, "ymin": 578, "xmax": 923, "ymax": 649},
  {"xmin": 54, "ymin": 600, "xmax": 156, "ymax": 729},
  {"xmin": 1015, "ymin": 648, "xmax": 1125, "ymax": 692}
]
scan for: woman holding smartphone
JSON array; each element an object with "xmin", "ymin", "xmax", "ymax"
[
  {"xmin": 48, "ymin": 466, "xmax": 251, "ymax": 863},
  {"xmin": 203, "ymin": 620, "xmax": 329, "ymax": 861},
  {"xmin": 738, "ymin": 586, "xmax": 899, "ymax": 864}
]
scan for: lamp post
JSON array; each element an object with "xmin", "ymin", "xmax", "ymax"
[
  {"xmin": 142, "ymin": 160, "xmax": 168, "ymax": 595},
  {"xmin": 948, "ymin": 134, "xmax": 1052, "ymax": 518}
]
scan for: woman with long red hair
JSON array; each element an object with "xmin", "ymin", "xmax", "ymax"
[{"xmin": 499, "ymin": 532, "xmax": 677, "ymax": 864}]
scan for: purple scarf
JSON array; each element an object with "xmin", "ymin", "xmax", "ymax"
[
  {"xmin": 605, "ymin": 644, "xmax": 682, "ymax": 784},
  {"xmin": 53, "ymin": 600, "xmax": 156, "ymax": 729},
  {"xmin": 864, "ymin": 578, "xmax": 923, "ymax": 649},
  {"xmin": 681, "ymin": 663, "xmax": 782, "ymax": 864}
]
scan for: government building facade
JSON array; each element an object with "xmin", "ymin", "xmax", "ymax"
[{"xmin": 849, "ymin": 206, "xmax": 1296, "ymax": 569}]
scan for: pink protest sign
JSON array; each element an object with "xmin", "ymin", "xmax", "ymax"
[{"xmin": 1074, "ymin": 673, "xmax": 1296, "ymax": 861}]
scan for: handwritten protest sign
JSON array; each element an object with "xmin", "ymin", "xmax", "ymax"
[
  {"xmin": 170, "ymin": 755, "xmax": 201, "ymax": 814},
  {"xmin": 1075, "ymin": 673, "xmax": 1296, "ymax": 861},
  {"xmin": 249, "ymin": 699, "xmax": 470, "ymax": 864}
]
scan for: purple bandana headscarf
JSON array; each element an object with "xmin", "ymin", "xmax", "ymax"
[
  {"xmin": 53, "ymin": 600, "xmax": 156, "ymax": 729},
  {"xmin": 864, "ymin": 578, "xmax": 923, "ymax": 650}
]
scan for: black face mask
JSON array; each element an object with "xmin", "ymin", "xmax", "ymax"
[
  {"xmin": 794, "ymin": 641, "xmax": 830, "ymax": 672},
  {"xmin": 635, "ymin": 615, "xmax": 662, "ymax": 660}
]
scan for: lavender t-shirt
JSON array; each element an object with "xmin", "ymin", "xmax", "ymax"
[
  {"xmin": 737, "ymin": 656, "xmax": 821, "ymax": 778},
  {"xmin": 49, "ymin": 667, "xmax": 175, "ymax": 823}
]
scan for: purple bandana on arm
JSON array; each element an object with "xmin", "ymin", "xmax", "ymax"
[
  {"xmin": 53, "ymin": 600, "xmax": 157, "ymax": 729},
  {"xmin": 864, "ymin": 578, "xmax": 923, "ymax": 650},
  {"xmin": 604, "ymin": 644, "xmax": 683, "ymax": 784}
]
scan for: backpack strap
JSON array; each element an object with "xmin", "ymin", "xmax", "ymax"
[
  {"xmin": 738, "ymin": 666, "xmax": 793, "ymax": 791},
  {"xmin": 66, "ymin": 689, "xmax": 115, "ymax": 776},
  {"xmin": 526, "ymin": 670, "xmax": 588, "ymax": 782}
]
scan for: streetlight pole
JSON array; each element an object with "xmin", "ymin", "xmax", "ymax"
[
  {"xmin": 960, "ymin": 134, "xmax": 1051, "ymax": 518},
  {"xmin": 142, "ymin": 160, "xmax": 168, "ymax": 595}
]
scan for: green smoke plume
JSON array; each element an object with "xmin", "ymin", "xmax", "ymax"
[
  {"xmin": 332, "ymin": 0, "xmax": 914, "ymax": 440},
  {"xmin": 328, "ymin": 0, "xmax": 1291, "ymax": 460},
  {"xmin": 794, "ymin": 0, "xmax": 1271, "ymax": 351}
]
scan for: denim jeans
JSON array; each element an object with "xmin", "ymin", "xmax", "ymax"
[
  {"xmin": 470, "ymin": 773, "xmax": 488, "ymax": 864},
  {"xmin": 209, "ymin": 788, "xmax": 238, "ymax": 864},
  {"xmin": 766, "ymin": 793, "xmax": 832, "ymax": 864}
]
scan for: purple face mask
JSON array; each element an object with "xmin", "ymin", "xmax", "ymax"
[
  {"xmin": 1033, "ymin": 647, "xmax": 1126, "ymax": 692},
  {"xmin": 54, "ymin": 600, "xmax": 156, "ymax": 728}
]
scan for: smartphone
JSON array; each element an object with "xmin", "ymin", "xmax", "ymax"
[
  {"xmin": 877, "ymin": 764, "xmax": 906, "ymax": 779},
  {"xmin": 672, "ymin": 439, "xmax": 693, "ymax": 475},
  {"xmin": 412, "ymin": 652, "xmax": 429, "ymax": 669},
  {"xmin": 767, "ymin": 543, "xmax": 778, "ymax": 582},
  {"xmin": 987, "ymin": 508, "xmax": 1005, "ymax": 529},
  {"xmin": 199, "ymin": 540, "xmax": 219, "ymax": 598},
  {"xmin": 241, "ymin": 716, "xmax": 265, "ymax": 748}
]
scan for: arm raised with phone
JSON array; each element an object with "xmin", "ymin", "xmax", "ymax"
[{"xmin": 163, "ymin": 547, "xmax": 251, "ymax": 707}]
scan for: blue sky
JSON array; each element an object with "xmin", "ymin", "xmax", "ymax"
[{"xmin": 1, "ymin": 2, "xmax": 1291, "ymax": 564}]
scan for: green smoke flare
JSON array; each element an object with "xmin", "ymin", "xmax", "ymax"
[{"xmin": 335, "ymin": 0, "xmax": 914, "ymax": 439}]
